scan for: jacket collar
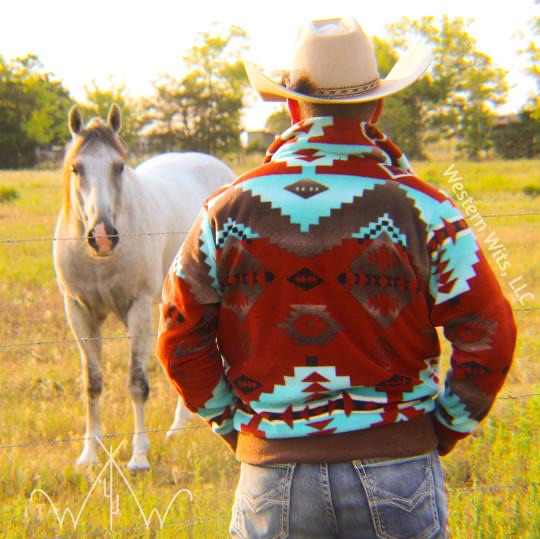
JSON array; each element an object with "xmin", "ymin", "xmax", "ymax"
[{"xmin": 264, "ymin": 116, "xmax": 413, "ymax": 173}]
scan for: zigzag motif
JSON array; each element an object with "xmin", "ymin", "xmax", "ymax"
[
  {"xmin": 216, "ymin": 218, "xmax": 260, "ymax": 248},
  {"xmin": 427, "ymin": 217, "xmax": 468, "ymax": 251},
  {"xmin": 238, "ymin": 392, "xmax": 387, "ymax": 425},
  {"xmin": 353, "ymin": 213, "xmax": 408, "ymax": 247},
  {"xmin": 198, "ymin": 213, "xmax": 221, "ymax": 294},
  {"xmin": 428, "ymin": 216, "xmax": 479, "ymax": 302}
]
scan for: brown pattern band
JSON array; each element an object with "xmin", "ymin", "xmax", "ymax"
[{"xmin": 311, "ymin": 78, "xmax": 381, "ymax": 98}]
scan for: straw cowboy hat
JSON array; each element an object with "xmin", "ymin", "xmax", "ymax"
[{"xmin": 244, "ymin": 16, "xmax": 431, "ymax": 104}]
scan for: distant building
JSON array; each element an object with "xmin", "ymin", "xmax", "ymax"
[
  {"xmin": 35, "ymin": 145, "xmax": 65, "ymax": 168},
  {"xmin": 493, "ymin": 113, "xmax": 519, "ymax": 126},
  {"xmin": 245, "ymin": 130, "xmax": 275, "ymax": 150}
]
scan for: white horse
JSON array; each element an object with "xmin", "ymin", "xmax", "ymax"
[{"xmin": 53, "ymin": 105, "xmax": 234, "ymax": 471}]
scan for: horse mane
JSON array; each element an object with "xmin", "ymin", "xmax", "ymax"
[{"xmin": 63, "ymin": 118, "xmax": 129, "ymax": 216}]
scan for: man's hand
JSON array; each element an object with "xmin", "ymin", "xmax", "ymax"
[{"xmin": 437, "ymin": 436, "xmax": 458, "ymax": 456}]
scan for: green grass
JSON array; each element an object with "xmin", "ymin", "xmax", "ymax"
[
  {"xmin": 0, "ymin": 186, "xmax": 20, "ymax": 204},
  {"xmin": 0, "ymin": 160, "xmax": 539, "ymax": 537}
]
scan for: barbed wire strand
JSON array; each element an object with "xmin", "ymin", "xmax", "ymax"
[
  {"xmin": 498, "ymin": 392, "xmax": 540, "ymax": 400},
  {"xmin": 0, "ymin": 424, "xmax": 208, "ymax": 450},
  {"xmin": 448, "ymin": 482, "xmax": 539, "ymax": 494},
  {"xmin": 1, "ymin": 392, "xmax": 538, "ymax": 452},
  {"xmin": 1, "ymin": 303, "xmax": 538, "ymax": 352},
  {"xmin": 482, "ymin": 212, "xmax": 540, "ymax": 218},
  {"xmin": 0, "ymin": 333, "xmax": 157, "ymax": 351},
  {"xmin": 0, "ymin": 230, "xmax": 189, "ymax": 245},
  {"xmin": 1, "ymin": 210, "xmax": 540, "ymax": 246}
]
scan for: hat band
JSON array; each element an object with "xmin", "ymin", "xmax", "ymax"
[{"xmin": 311, "ymin": 77, "xmax": 380, "ymax": 99}]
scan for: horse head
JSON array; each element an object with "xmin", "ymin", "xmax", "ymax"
[{"xmin": 65, "ymin": 104, "xmax": 128, "ymax": 257}]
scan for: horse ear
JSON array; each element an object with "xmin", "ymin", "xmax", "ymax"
[
  {"xmin": 69, "ymin": 106, "xmax": 84, "ymax": 137},
  {"xmin": 108, "ymin": 104, "xmax": 122, "ymax": 133}
]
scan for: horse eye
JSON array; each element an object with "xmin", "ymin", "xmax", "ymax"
[{"xmin": 70, "ymin": 164, "xmax": 79, "ymax": 175}]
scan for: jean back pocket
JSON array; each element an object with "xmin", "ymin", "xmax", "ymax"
[
  {"xmin": 230, "ymin": 463, "xmax": 294, "ymax": 539},
  {"xmin": 353, "ymin": 452, "xmax": 446, "ymax": 539}
]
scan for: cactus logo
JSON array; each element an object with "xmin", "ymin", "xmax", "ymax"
[{"xmin": 26, "ymin": 438, "xmax": 192, "ymax": 532}]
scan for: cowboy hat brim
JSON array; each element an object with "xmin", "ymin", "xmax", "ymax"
[{"xmin": 244, "ymin": 44, "xmax": 432, "ymax": 104}]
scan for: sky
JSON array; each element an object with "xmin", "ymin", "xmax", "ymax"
[{"xmin": 1, "ymin": 0, "xmax": 538, "ymax": 130}]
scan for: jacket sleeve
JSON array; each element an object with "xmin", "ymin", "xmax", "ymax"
[
  {"xmin": 156, "ymin": 209, "xmax": 237, "ymax": 441},
  {"xmin": 427, "ymin": 198, "xmax": 517, "ymax": 454}
]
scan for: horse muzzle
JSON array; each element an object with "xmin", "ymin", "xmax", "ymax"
[{"xmin": 87, "ymin": 221, "xmax": 119, "ymax": 256}]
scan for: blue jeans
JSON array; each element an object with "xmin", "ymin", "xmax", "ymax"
[{"xmin": 230, "ymin": 451, "xmax": 448, "ymax": 539}]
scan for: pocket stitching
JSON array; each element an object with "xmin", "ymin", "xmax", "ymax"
[
  {"xmin": 353, "ymin": 453, "xmax": 441, "ymax": 539},
  {"xmin": 353, "ymin": 460, "xmax": 385, "ymax": 538},
  {"xmin": 369, "ymin": 475, "xmax": 432, "ymax": 511},
  {"xmin": 233, "ymin": 463, "xmax": 294, "ymax": 539}
]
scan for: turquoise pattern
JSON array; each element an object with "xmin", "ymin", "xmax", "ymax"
[
  {"xmin": 199, "ymin": 211, "xmax": 222, "ymax": 296},
  {"xmin": 435, "ymin": 390, "xmax": 478, "ymax": 434},
  {"xmin": 230, "ymin": 366, "xmax": 436, "ymax": 439},
  {"xmin": 429, "ymin": 200, "xmax": 480, "ymax": 305},
  {"xmin": 397, "ymin": 184, "xmax": 441, "ymax": 224},
  {"xmin": 274, "ymin": 144, "xmax": 392, "ymax": 168},
  {"xmin": 216, "ymin": 217, "xmax": 260, "ymax": 248},
  {"xmin": 239, "ymin": 174, "xmax": 385, "ymax": 232},
  {"xmin": 179, "ymin": 117, "xmax": 500, "ymax": 444},
  {"xmin": 198, "ymin": 375, "xmax": 235, "ymax": 435},
  {"xmin": 352, "ymin": 213, "xmax": 408, "ymax": 246},
  {"xmin": 250, "ymin": 367, "xmax": 353, "ymax": 411},
  {"xmin": 430, "ymin": 230, "xmax": 479, "ymax": 304},
  {"xmin": 402, "ymin": 358, "xmax": 441, "ymax": 402}
]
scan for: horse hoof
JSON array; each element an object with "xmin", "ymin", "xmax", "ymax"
[
  {"xmin": 76, "ymin": 451, "xmax": 99, "ymax": 467},
  {"xmin": 127, "ymin": 454, "xmax": 150, "ymax": 473},
  {"xmin": 165, "ymin": 428, "xmax": 180, "ymax": 439}
]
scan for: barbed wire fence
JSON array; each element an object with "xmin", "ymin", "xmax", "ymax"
[
  {"xmin": 1, "ymin": 213, "xmax": 539, "ymax": 536},
  {"xmin": 0, "ymin": 209, "xmax": 539, "ymax": 246}
]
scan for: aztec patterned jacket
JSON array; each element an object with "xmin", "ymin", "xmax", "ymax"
[{"xmin": 157, "ymin": 116, "xmax": 516, "ymax": 463}]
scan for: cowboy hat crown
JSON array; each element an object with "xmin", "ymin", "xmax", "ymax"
[{"xmin": 244, "ymin": 16, "xmax": 431, "ymax": 104}]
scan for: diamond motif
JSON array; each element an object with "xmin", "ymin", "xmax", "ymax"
[
  {"xmin": 233, "ymin": 375, "xmax": 262, "ymax": 394},
  {"xmin": 221, "ymin": 240, "xmax": 274, "ymax": 321},
  {"xmin": 284, "ymin": 179, "xmax": 329, "ymax": 199},
  {"xmin": 287, "ymin": 268, "xmax": 324, "ymax": 291},
  {"xmin": 338, "ymin": 234, "xmax": 414, "ymax": 328},
  {"xmin": 279, "ymin": 305, "xmax": 341, "ymax": 345}
]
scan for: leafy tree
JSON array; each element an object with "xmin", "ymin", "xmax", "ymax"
[
  {"xmin": 265, "ymin": 107, "xmax": 290, "ymax": 135},
  {"xmin": 83, "ymin": 77, "xmax": 142, "ymax": 145},
  {"xmin": 143, "ymin": 25, "xmax": 248, "ymax": 155},
  {"xmin": 491, "ymin": 109, "xmax": 540, "ymax": 159},
  {"xmin": 492, "ymin": 16, "xmax": 540, "ymax": 159},
  {"xmin": 383, "ymin": 16, "xmax": 508, "ymax": 159},
  {"xmin": 139, "ymin": 74, "xmax": 182, "ymax": 153},
  {"xmin": 521, "ymin": 16, "xmax": 540, "ymax": 120},
  {"xmin": 0, "ymin": 55, "xmax": 71, "ymax": 168},
  {"xmin": 373, "ymin": 37, "xmax": 428, "ymax": 159}
]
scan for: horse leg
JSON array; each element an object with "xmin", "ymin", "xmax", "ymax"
[
  {"xmin": 166, "ymin": 397, "xmax": 192, "ymax": 438},
  {"xmin": 125, "ymin": 296, "xmax": 152, "ymax": 472},
  {"xmin": 65, "ymin": 297, "xmax": 103, "ymax": 466}
]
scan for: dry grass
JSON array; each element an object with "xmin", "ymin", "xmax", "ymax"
[{"xmin": 0, "ymin": 160, "xmax": 538, "ymax": 537}]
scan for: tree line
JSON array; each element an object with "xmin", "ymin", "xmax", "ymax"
[{"xmin": 0, "ymin": 16, "xmax": 538, "ymax": 169}]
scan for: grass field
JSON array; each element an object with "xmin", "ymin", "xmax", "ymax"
[{"xmin": 0, "ymin": 158, "xmax": 539, "ymax": 538}]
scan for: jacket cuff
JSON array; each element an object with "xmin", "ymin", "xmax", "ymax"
[
  {"xmin": 433, "ymin": 418, "xmax": 469, "ymax": 456},
  {"xmin": 221, "ymin": 430, "xmax": 238, "ymax": 453}
]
